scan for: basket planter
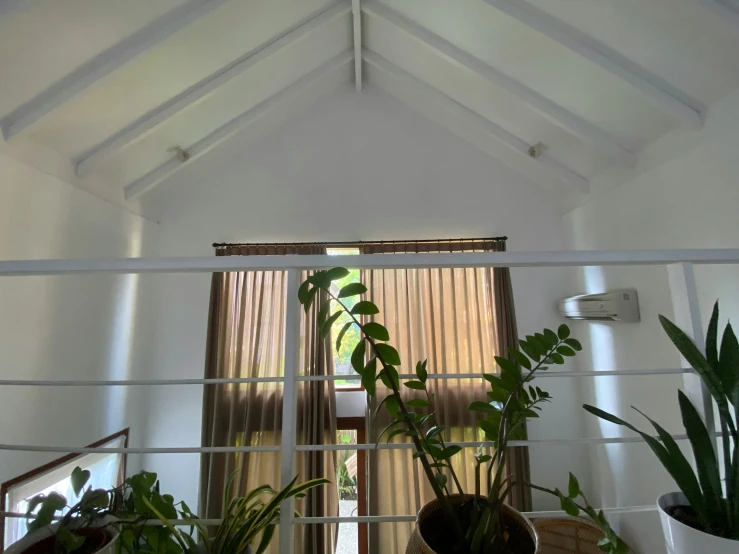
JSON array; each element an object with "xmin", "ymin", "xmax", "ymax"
[
  {"xmin": 4, "ymin": 517, "xmax": 119, "ymax": 554},
  {"xmin": 658, "ymin": 492, "xmax": 738, "ymax": 554},
  {"xmin": 406, "ymin": 495, "xmax": 539, "ymax": 554}
]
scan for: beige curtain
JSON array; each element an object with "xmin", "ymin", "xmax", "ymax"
[
  {"xmin": 200, "ymin": 245, "xmax": 338, "ymax": 554},
  {"xmin": 360, "ymin": 240, "xmax": 530, "ymax": 553}
]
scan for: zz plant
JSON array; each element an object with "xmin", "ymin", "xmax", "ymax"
[
  {"xmin": 585, "ymin": 301, "xmax": 739, "ymax": 542},
  {"xmin": 299, "ymin": 268, "xmax": 627, "ymax": 554}
]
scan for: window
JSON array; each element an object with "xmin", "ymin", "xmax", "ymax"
[
  {"xmin": 1, "ymin": 430, "xmax": 128, "ymax": 550},
  {"xmin": 327, "ymin": 249, "xmax": 361, "ymax": 390},
  {"xmin": 336, "ymin": 418, "xmax": 367, "ymax": 554}
]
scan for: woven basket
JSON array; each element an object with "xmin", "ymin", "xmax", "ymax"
[
  {"xmin": 534, "ymin": 518, "xmax": 610, "ymax": 554},
  {"xmin": 406, "ymin": 494, "xmax": 540, "ymax": 554}
]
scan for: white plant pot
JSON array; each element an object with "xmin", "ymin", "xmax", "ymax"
[
  {"xmin": 5, "ymin": 516, "xmax": 119, "ymax": 554},
  {"xmin": 658, "ymin": 492, "xmax": 739, "ymax": 554}
]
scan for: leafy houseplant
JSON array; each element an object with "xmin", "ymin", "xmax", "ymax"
[
  {"xmin": 145, "ymin": 475, "xmax": 329, "ymax": 554},
  {"xmin": 584, "ymin": 301, "xmax": 739, "ymax": 553},
  {"xmin": 299, "ymin": 268, "xmax": 627, "ymax": 554}
]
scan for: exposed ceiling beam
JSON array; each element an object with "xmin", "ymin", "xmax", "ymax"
[
  {"xmin": 75, "ymin": 0, "xmax": 351, "ymax": 178},
  {"xmin": 481, "ymin": 0, "xmax": 705, "ymax": 129},
  {"xmin": 363, "ymin": 50, "xmax": 589, "ymax": 193},
  {"xmin": 364, "ymin": 2, "xmax": 636, "ymax": 168},
  {"xmin": 124, "ymin": 52, "xmax": 353, "ymax": 200},
  {"xmin": 697, "ymin": 0, "xmax": 739, "ymax": 27},
  {"xmin": 0, "ymin": 0, "xmax": 232, "ymax": 140},
  {"xmin": 352, "ymin": 0, "xmax": 362, "ymax": 91}
]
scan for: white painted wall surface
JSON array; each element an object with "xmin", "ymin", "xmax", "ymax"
[
  {"xmin": 0, "ymin": 152, "xmax": 158, "ymax": 487},
  {"xmin": 563, "ymin": 88, "xmax": 739, "ymax": 553},
  {"xmin": 137, "ymin": 84, "xmax": 586, "ymax": 511}
]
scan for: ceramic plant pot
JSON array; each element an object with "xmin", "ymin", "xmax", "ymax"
[
  {"xmin": 658, "ymin": 492, "xmax": 739, "ymax": 554},
  {"xmin": 406, "ymin": 494, "xmax": 540, "ymax": 554}
]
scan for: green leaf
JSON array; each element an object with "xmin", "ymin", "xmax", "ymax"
[
  {"xmin": 351, "ymin": 301, "xmax": 380, "ymax": 315},
  {"xmin": 307, "ymin": 272, "xmax": 331, "ymax": 289},
  {"xmin": 326, "ymin": 267, "xmax": 350, "ymax": 281},
  {"xmin": 375, "ymin": 343, "xmax": 401, "ymax": 365},
  {"xmin": 495, "ymin": 356, "xmax": 522, "ymax": 379},
  {"xmin": 363, "ymin": 322, "xmax": 389, "ymax": 341},
  {"xmin": 375, "ymin": 420, "xmax": 402, "ymax": 447},
  {"xmin": 317, "ymin": 300, "xmax": 330, "ymax": 326},
  {"xmin": 416, "ymin": 360, "xmax": 428, "ymax": 384},
  {"xmin": 474, "ymin": 453, "xmax": 492, "ymax": 464},
  {"xmin": 677, "ymin": 390, "xmax": 724, "ymax": 527},
  {"xmin": 379, "ymin": 366, "xmax": 400, "ymax": 389},
  {"xmin": 478, "ymin": 418, "xmax": 500, "ymax": 442},
  {"xmin": 362, "ymin": 358, "xmax": 378, "ymax": 396},
  {"xmin": 71, "ymin": 466, "xmax": 91, "ymax": 496},
  {"xmin": 335, "ymin": 321, "xmax": 353, "ymax": 353},
  {"xmin": 484, "ymin": 374, "xmax": 516, "ymax": 393},
  {"xmin": 564, "ymin": 338, "xmax": 583, "ymax": 351},
  {"xmin": 557, "ymin": 345, "xmax": 576, "ymax": 357},
  {"xmin": 469, "ymin": 401, "xmax": 501, "ymax": 413},
  {"xmin": 719, "ymin": 322, "xmax": 739, "ymax": 399},
  {"xmin": 435, "ymin": 473, "xmax": 448, "ymax": 489},
  {"xmin": 510, "ymin": 349, "xmax": 531, "ymax": 370},
  {"xmin": 437, "ymin": 445, "xmax": 462, "ymax": 461},
  {"xmin": 384, "ymin": 395, "xmax": 400, "ymax": 418},
  {"xmin": 548, "ymin": 352, "xmax": 565, "ymax": 365},
  {"xmin": 660, "ymin": 315, "xmax": 725, "ymax": 403},
  {"xmin": 557, "ymin": 324, "xmax": 571, "ymax": 340},
  {"xmin": 320, "ymin": 311, "xmax": 343, "ymax": 338},
  {"xmin": 404, "ymin": 380, "xmax": 426, "ymax": 390},
  {"xmin": 560, "ymin": 496, "xmax": 580, "ymax": 517},
  {"xmin": 706, "ymin": 302, "xmax": 720, "ymax": 369},
  {"xmin": 518, "ymin": 340, "xmax": 540, "ymax": 362},
  {"xmin": 338, "ymin": 283, "xmax": 367, "ymax": 298},
  {"xmin": 297, "ymin": 280, "xmax": 312, "ymax": 304},
  {"xmin": 427, "ymin": 426, "xmax": 445, "ymax": 439},
  {"xmin": 386, "ymin": 429, "xmax": 408, "ymax": 443},
  {"xmin": 405, "ymin": 399, "xmax": 429, "ymax": 408},
  {"xmin": 351, "ymin": 339, "xmax": 366, "ymax": 374},
  {"xmin": 568, "ymin": 473, "xmax": 581, "ymax": 498},
  {"xmin": 544, "ymin": 328, "xmax": 559, "ymax": 346}
]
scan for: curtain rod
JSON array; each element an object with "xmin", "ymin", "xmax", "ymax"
[{"xmin": 212, "ymin": 237, "xmax": 508, "ymax": 248}]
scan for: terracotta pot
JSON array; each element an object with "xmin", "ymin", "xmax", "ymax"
[
  {"xmin": 406, "ymin": 494, "xmax": 539, "ymax": 554},
  {"xmin": 658, "ymin": 492, "xmax": 739, "ymax": 554}
]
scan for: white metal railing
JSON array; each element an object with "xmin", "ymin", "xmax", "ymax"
[{"xmin": 1, "ymin": 249, "xmax": 736, "ymax": 554}]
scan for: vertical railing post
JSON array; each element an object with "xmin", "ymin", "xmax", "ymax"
[
  {"xmin": 279, "ymin": 269, "xmax": 301, "ymax": 554},
  {"xmin": 667, "ymin": 262, "xmax": 715, "ymax": 432}
]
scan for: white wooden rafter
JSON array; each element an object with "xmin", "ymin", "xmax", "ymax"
[
  {"xmin": 74, "ymin": 0, "xmax": 352, "ymax": 177},
  {"xmin": 364, "ymin": 50, "xmax": 590, "ymax": 193},
  {"xmin": 364, "ymin": 2, "xmax": 636, "ymax": 168},
  {"xmin": 123, "ymin": 52, "xmax": 353, "ymax": 199},
  {"xmin": 481, "ymin": 0, "xmax": 705, "ymax": 128},
  {"xmin": 0, "ymin": 0, "xmax": 233, "ymax": 140},
  {"xmin": 698, "ymin": 0, "xmax": 739, "ymax": 27},
  {"xmin": 352, "ymin": 0, "xmax": 362, "ymax": 91}
]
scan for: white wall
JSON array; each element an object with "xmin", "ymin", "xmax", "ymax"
[
  {"xmin": 563, "ymin": 88, "xmax": 739, "ymax": 553},
  {"xmin": 0, "ymin": 152, "xmax": 158, "ymax": 486},
  {"xmin": 137, "ymin": 84, "xmax": 586, "ymax": 510}
]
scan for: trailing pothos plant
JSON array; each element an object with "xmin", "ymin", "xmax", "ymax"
[
  {"xmin": 585, "ymin": 301, "xmax": 739, "ymax": 542},
  {"xmin": 299, "ymin": 268, "xmax": 628, "ymax": 554}
]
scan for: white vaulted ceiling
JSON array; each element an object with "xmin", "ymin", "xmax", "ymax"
[{"xmin": 0, "ymin": 0, "xmax": 737, "ymax": 212}]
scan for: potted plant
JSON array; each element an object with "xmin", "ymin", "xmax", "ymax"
[
  {"xmin": 299, "ymin": 268, "xmax": 627, "ymax": 554},
  {"xmin": 6, "ymin": 467, "xmax": 120, "ymax": 554},
  {"xmin": 584, "ymin": 301, "xmax": 739, "ymax": 554},
  {"xmin": 145, "ymin": 474, "xmax": 329, "ymax": 554}
]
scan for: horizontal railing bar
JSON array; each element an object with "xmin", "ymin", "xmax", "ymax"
[
  {"xmin": 0, "ymin": 249, "xmax": 738, "ymax": 275},
  {"xmin": 0, "ymin": 433, "xmax": 696, "ymax": 454},
  {"xmin": 0, "ymin": 368, "xmax": 690, "ymax": 387},
  {"xmin": 0, "ymin": 504, "xmax": 657, "ymax": 523},
  {"xmin": 296, "ymin": 434, "xmax": 694, "ymax": 450},
  {"xmin": 293, "ymin": 504, "xmax": 657, "ymax": 524},
  {"xmin": 0, "ymin": 377, "xmax": 285, "ymax": 386},
  {"xmin": 0, "ymin": 445, "xmax": 280, "ymax": 454}
]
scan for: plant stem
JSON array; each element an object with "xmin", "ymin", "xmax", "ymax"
[{"xmin": 327, "ymin": 290, "xmax": 467, "ymax": 543}]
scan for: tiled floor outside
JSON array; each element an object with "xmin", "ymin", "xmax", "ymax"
[{"xmin": 336, "ymin": 499, "xmax": 358, "ymax": 554}]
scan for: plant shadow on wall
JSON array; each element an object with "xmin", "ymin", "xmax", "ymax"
[{"xmin": 299, "ymin": 268, "xmax": 629, "ymax": 554}]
